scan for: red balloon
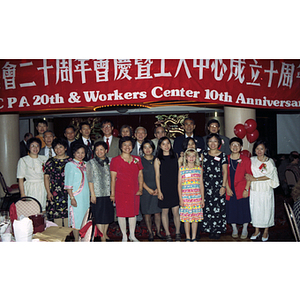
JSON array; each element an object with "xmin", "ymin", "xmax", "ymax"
[
  {"xmin": 244, "ymin": 119, "xmax": 257, "ymax": 134},
  {"xmin": 113, "ymin": 129, "xmax": 119, "ymax": 137},
  {"xmin": 246, "ymin": 129, "xmax": 259, "ymax": 143},
  {"xmin": 240, "ymin": 149, "xmax": 251, "ymax": 158},
  {"xmin": 234, "ymin": 124, "xmax": 247, "ymax": 139}
]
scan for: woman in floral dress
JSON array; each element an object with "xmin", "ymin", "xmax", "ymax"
[
  {"xmin": 202, "ymin": 133, "xmax": 228, "ymax": 239},
  {"xmin": 44, "ymin": 138, "xmax": 72, "ymax": 226}
]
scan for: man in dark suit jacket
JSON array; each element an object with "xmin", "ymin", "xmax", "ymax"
[
  {"xmin": 95, "ymin": 119, "xmax": 120, "ymax": 159},
  {"xmin": 20, "ymin": 132, "xmax": 33, "ymax": 157},
  {"xmin": 131, "ymin": 126, "xmax": 147, "ymax": 156},
  {"xmin": 173, "ymin": 117, "xmax": 205, "ymax": 157},
  {"xmin": 71, "ymin": 122, "xmax": 94, "ymax": 161},
  {"xmin": 64, "ymin": 125, "xmax": 76, "ymax": 157}
]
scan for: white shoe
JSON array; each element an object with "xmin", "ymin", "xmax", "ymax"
[
  {"xmin": 250, "ymin": 232, "xmax": 261, "ymax": 240},
  {"xmin": 262, "ymin": 234, "xmax": 269, "ymax": 242},
  {"xmin": 129, "ymin": 236, "xmax": 140, "ymax": 242},
  {"xmin": 240, "ymin": 231, "xmax": 248, "ymax": 239}
]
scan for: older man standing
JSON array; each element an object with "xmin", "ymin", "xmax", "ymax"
[
  {"xmin": 151, "ymin": 125, "xmax": 173, "ymax": 155},
  {"xmin": 173, "ymin": 117, "xmax": 205, "ymax": 157},
  {"xmin": 132, "ymin": 126, "xmax": 147, "ymax": 156},
  {"xmin": 39, "ymin": 130, "xmax": 56, "ymax": 158}
]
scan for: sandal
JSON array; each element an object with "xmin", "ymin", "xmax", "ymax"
[
  {"xmin": 166, "ymin": 234, "xmax": 172, "ymax": 242},
  {"xmin": 175, "ymin": 233, "xmax": 181, "ymax": 242},
  {"xmin": 191, "ymin": 238, "xmax": 197, "ymax": 242},
  {"xmin": 185, "ymin": 238, "xmax": 191, "ymax": 242}
]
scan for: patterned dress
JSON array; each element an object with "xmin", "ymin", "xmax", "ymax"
[
  {"xmin": 202, "ymin": 151, "xmax": 228, "ymax": 234},
  {"xmin": 44, "ymin": 157, "xmax": 72, "ymax": 221},
  {"xmin": 179, "ymin": 166, "xmax": 203, "ymax": 222}
]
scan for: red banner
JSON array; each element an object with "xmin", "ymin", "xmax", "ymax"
[{"xmin": 1, "ymin": 59, "xmax": 300, "ymax": 113}]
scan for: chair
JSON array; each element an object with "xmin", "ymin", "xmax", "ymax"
[
  {"xmin": 14, "ymin": 196, "xmax": 42, "ymax": 218},
  {"xmin": 0, "ymin": 171, "xmax": 20, "ymax": 210},
  {"xmin": 284, "ymin": 200, "xmax": 300, "ymax": 242},
  {"xmin": 285, "ymin": 169, "xmax": 298, "ymax": 192}
]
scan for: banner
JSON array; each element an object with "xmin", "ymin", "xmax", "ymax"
[{"xmin": 1, "ymin": 59, "xmax": 300, "ymax": 113}]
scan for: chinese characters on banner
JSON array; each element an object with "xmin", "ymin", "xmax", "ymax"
[{"xmin": 1, "ymin": 59, "xmax": 300, "ymax": 112}]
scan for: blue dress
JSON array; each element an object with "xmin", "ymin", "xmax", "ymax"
[{"xmin": 64, "ymin": 159, "xmax": 90, "ymax": 229}]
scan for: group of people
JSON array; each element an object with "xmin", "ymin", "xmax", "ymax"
[{"xmin": 16, "ymin": 117, "xmax": 279, "ymax": 242}]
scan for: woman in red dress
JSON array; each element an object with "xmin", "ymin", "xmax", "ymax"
[{"xmin": 110, "ymin": 136, "xmax": 144, "ymax": 242}]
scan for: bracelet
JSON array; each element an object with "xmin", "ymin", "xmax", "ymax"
[
  {"xmin": 70, "ymin": 196, "xmax": 75, "ymax": 199},
  {"xmin": 256, "ymin": 178, "xmax": 258, "ymax": 181},
  {"xmin": 221, "ymin": 186, "xmax": 226, "ymax": 188}
]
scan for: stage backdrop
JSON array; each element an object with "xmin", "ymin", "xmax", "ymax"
[{"xmin": 1, "ymin": 59, "xmax": 300, "ymax": 113}]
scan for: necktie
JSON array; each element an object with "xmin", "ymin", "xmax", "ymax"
[
  {"xmin": 48, "ymin": 147, "xmax": 52, "ymax": 158},
  {"xmin": 106, "ymin": 138, "xmax": 110, "ymax": 152},
  {"xmin": 138, "ymin": 144, "xmax": 143, "ymax": 156},
  {"xmin": 87, "ymin": 140, "xmax": 93, "ymax": 159}
]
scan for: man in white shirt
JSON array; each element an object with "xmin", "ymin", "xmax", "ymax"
[
  {"xmin": 39, "ymin": 130, "xmax": 56, "ymax": 158},
  {"xmin": 95, "ymin": 119, "xmax": 120, "ymax": 159},
  {"xmin": 132, "ymin": 126, "xmax": 147, "ymax": 156}
]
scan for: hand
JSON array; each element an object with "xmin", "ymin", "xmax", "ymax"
[
  {"xmin": 47, "ymin": 192, "xmax": 54, "ymax": 202},
  {"xmin": 71, "ymin": 197, "xmax": 77, "ymax": 207},
  {"xmin": 179, "ymin": 200, "xmax": 184, "ymax": 207},
  {"xmin": 200, "ymin": 199, "xmax": 205, "ymax": 208},
  {"xmin": 245, "ymin": 173, "xmax": 254, "ymax": 181},
  {"xmin": 219, "ymin": 186, "xmax": 225, "ymax": 196},
  {"xmin": 152, "ymin": 189, "xmax": 158, "ymax": 196},
  {"xmin": 136, "ymin": 190, "xmax": 143, "ymax": 196},
  {"xmin": 148, "ymin": 188, "xmax": 155, "ymax": 195},
  {"xmin": 226, "ymin": 187, "xmax": 233, "ymax": 197},
  {"xmin": 242, "ymin": 190, "xmax": 249, "ymax": 198},
  {"xmin": 158, "ymin": 192, "xmax": 163, "ymax": 200},
  {"xmin": 110, "ymin": 195, "xmax": 115, "ymax": 203},
  {"xmin": 90, "ymin": 195, "xmax": 96, "ymax": 204}
]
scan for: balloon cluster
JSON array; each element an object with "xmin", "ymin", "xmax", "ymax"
[{"xmin": 233, "ymin": 119, "xmax": 259, "ymax": 158}]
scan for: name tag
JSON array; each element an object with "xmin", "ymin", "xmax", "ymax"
[
  {"xmin": 197, "ymin": 148, "xmax": 201, "ymax": 152},
  {"xmin": 214, "ymin": 156, "xmax": 221, "ymax": 161},
  {"xmin": 185, "ymin": 173, "xmax": 191, "ymax": 177}
]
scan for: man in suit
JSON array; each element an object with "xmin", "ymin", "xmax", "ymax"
[
  {"xmin": 151, "ymin": 125, "xmax": 173, "ymax": 155},
  {"xmin": 71, "ymin": 122, "xmax": 94, "ymax": 161},
  {"xmin": 131, "ymin": 126, "xmax": 147, "ymax": 156},
  {"xmin": 203, "ymin": 119, "xmax": 231, "ymax": 155},
  {"xmin": 95, "ymin": 119, "xmax": 120, "ymax": 159},
  {"xmin": 64, "ymin": 125, "xmax": 76, "ymax": 157},
  {"xmin": 173, "ymin": 117, "xmax": 205, "ymax": 157},
  {"xmin": 39, "ymin": 130, "xmax": 56, "ymax": 158},
  {"xmin": 20, "ymin": 132, "xmax": 33, "ymax": 157}
]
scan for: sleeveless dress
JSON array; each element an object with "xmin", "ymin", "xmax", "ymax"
[
  {"xmin": 140, "ymin": 156, "xmax": 162, "ymax": 215},
  {"xmin": 158, "ymin": 155, "xmax": 179, "ymax": 209},
  {"xmin": 179, "ymin": 166, "xmax": 203, "ymax": 222}
]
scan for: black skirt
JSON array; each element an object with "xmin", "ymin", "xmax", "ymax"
[{"xmin": 90, "ymin": 196, "xmax": 114, "ymax": 224}]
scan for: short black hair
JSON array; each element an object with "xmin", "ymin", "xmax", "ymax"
[
  {"xmin": 94, "ymin": 141, "xmax": 108, "ymax": 151},
  {"xmin": 229, "ymin": 137, "xmax": 243, "ymax": 147},
  {"xmin": 24, "ymin": 132, "xmax": 32, "ymax": 139},
  {"xmin": 183, "ymin": 117, "xmax": 195, "ymax": 125},
  {"xmin": 27, "ymin": 137, "xmax": 41, "ymax": 149},
  {"xmin": 120, "ymin": 124, "xmax": 133, "ymax": 137},
  {"xmin": 182, "ymin": 137, "xmax": 196, "ymax": 152},
  {"xmin": 100, "ymin": 119, "xmax": 114, "ymax": 128},
  {"xmin": 52, "ymin": 138, "xmax": 68, "ymax": 149},
  {"xmin": 35, "ymin": 118, "xmax": 48, "ymax": 127},
  {"xmin": 119, "ymin": 136, "xmax": 134, "ymax": 151},
  {"xmin": 252, "ymin": 139, "xmax": 270, "ymax": 157},
  {"xmin": 64, "ymin": 125, "xmax": 75, "ymax": 133},
  {"xmin": 207, "ymin": 119, "xmax": 220, "ymax": 128},
  {"xmin": 141, "ymin": 139, "xmax": 155, "ymax": 154},
  {"xmin": 206, "ymin": 133, "xmax": 222, "ymax": 147},
  {"xmin": 79, "ymin": 122, "xmax": 91, "ymax": 130},
  {"xmin": 72, "ymin": 143, "xmax": 87, "ymax": 158}
]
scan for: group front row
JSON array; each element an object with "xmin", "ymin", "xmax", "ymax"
[{"xmin": 16, "ymin": 134, "xmax": 279, "ymax": 242}]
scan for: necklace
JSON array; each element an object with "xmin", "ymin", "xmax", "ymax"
[
  {"xmin": 230, "ymin": 158, "xmax": 238, "ymax": 171},
  {"xmin": 121, "ymin": 155, "xmax": 132, "ymax": 163}
]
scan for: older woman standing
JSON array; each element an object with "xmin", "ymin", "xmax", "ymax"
[
  {"xmin": 245, "ymin": 140, "xmax": 279, "ymax": 241},
  {"xmin": 17, "ymin": 137, "xmax": 47, "ymax": 211},
  {"xmin": 225, "ymin": 137, "xmax": 252, "ymax": 239},
  {"xmin": 202, "ymin": 133, "xmax": 228, "ymax": 239},
  {"xmin": 65, "ymin": 144, "xmax": 90, "ymax": 241},
  {"xmin": 44, "ymin": 138, "xmax": 72, "ymax": 226},
  {"xmin": 110, "ymin": 136, "xmax": 144, "ymax": 242},
  {"xmin": 86, "ymin": 141, "xmax": 114, "ymax": 242}
]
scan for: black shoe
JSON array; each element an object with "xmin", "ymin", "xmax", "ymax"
[
  {"xmin": 148, "ymin": 234, "xmax": 154, "ymax": 242},
  {"xmin": 214, "ymin": 233, "xmax": 221, "ymax": 240},
  {"xmin": 209, "ymin": 233, "xmax": 214, "ymax": 239}
]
